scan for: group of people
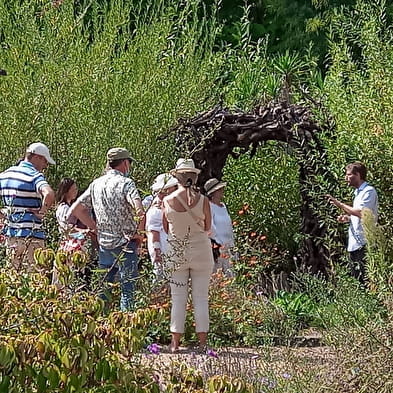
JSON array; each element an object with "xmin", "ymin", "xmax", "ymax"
[
  {"xmin": 0, "ymin": 142, "xmax": 379, "ymax": 351},
  {"xmin": 0, "ymin": 142, "xmax": 235, "ymax": 352}
]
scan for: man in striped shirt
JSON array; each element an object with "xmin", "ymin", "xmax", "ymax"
[{"xmin": 0, "ymin": 142, "xmax": 56, "ymax": 270}]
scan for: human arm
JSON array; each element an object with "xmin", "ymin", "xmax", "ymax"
[
  {"xmin": 29, "ymin": 184, "xmax": 55, "ymax": 219},
  {"xmin": 132, "ymin": 198, "xmax": 145, "ymax": 247},
  {"xmin": 134, "ymin": 198, "xmax": 145, "ymax": 230},
  {"xmin": 67, "ymin": 200, "xmax": 97, "ymax": 232},
  {"xmin": 124, "ymin": 181, "xmax": 145, "ymax": 234},
  {"xmin": 150, "ymin": 230, "xmax": 162, "ymax": 262},
  {"xmin": 39, "ymin": 185, "xmax": 55, "ymax": 215},
  {"xmin": 326, "ymin": 194, "xmax": 362, "ymax": 218},
  {"xmin": 203, "ymin": 195, "xmax": 212, "ymax": 232},
  {"xmin": 57, "ymin": 204, "xmax": 90, "ymax": 235},
  {"xmin": 146, "ymin": 206, "xmax": 165, "ymax": 262},
  {"xmin": 162, "ymin": 199, "xmax": 169, "ymax": 234},
  {"xmin": 67, "ymin": 187, "xmax": 97, "ymax": 231}
]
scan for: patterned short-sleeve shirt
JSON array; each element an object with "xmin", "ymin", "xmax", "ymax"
[{"xmin": 77, "ymin": 169, "xmax": 141, "ymax": 249}]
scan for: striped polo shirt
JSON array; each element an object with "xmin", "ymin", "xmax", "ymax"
[{"xmin": 0, "ymin": 161, "xmax": 49, "ymax": 239}]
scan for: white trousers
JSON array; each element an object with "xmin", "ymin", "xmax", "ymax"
[{"xmin": 170, "ymin": 263, "xmax": 213, "ymax": 334}]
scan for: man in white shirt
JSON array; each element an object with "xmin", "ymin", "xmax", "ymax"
[{"xmin": 327, "ymin": 162, "xmax": 378, "ymax": 283}]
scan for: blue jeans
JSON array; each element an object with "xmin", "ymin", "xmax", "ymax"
[{"xmin": 99, "ymin": 240, "xmax": 138, "ymax": 311}]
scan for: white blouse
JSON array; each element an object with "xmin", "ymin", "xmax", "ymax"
[
  {"xmin": 210, "ymin": 202, "xmax": 234, "ymax": 247},
  {"xmin": 145, "ymin": 197, "xmax": 169, "ymax": 258}
]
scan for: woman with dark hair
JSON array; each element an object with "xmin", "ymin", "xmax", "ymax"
[
  {"xmin": 55, "ymin": 178, "xmax": 98, "ymax": 287},
  {"xmin": 162, "ymin": 158, "xmax": 214, "ymax": 353},
  {"xmin": 56, "ymin": 178, "xmax": 81, "ymax": 240},
  {"xmin": 56, "ymin": 177, "xmax": 99, "ymax": 251}
]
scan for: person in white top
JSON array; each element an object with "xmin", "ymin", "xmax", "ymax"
[
  {"xmin": 327, "ymin": 162, "xmax": 378, "ymax": 283},
  {"xmin": 204, "ymin": 178, "xmax": 235, "ymax": 277},
  {"xmin": 163, "ymin": 158, "xmax": 214, "ymax": 353},
  {"xmin": 145, "ymin": 173, "xmax": 178, "ymax": 281}
]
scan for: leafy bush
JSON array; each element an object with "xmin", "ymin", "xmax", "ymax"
[
  {"xmin": 0, "ymin": 0, "xmax": 225, "ymax": 191},
  {"xmin": 294, "ymin": 266, "xmax": 386, "ymax": 331},
  {"xmin": 0, "ymin": 267, "xmax": 165, "ymax": 392},
  {"xmin": 322, "ymin": 0, "xmax": 393, "ymax": 239},
  {"xmin": 272, "ymin": 290, "xmax": 317, "ymax": 330},
  {"xmin": 224, "ymin": 147, "xmax": 301, "ymax": 255}
]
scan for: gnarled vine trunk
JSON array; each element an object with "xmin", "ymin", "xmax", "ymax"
[{"xmin": 172, "ymin": 101, "xmax": 339, "ymax": 274}]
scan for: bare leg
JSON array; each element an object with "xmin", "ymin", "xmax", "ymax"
[
  {"xmin": 197, "ymin": 332, "xmax": 208, "ymax": 350},
  {"xmin": 170, "ymin": 332, "xmax": 182, "ymax": 353}
]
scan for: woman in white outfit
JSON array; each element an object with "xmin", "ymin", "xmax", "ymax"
[
  {"xmin": 163, "ymin": 158, "xmax": 214, "ymax": 353},
  {"xmin": 204, "ymin": 178, "xmax": 235, "ymax": 277},
  {"xmin": 145, "ymin": 173, "xmax": 178, "ymax": 281}
]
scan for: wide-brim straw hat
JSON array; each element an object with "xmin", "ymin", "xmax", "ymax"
[
  {"xmin": 151, "ymin": 173, "xmax": 178, "ymax": 193},
  {"xmin": 170, "ymin": 158, "xmax": 201, "ymax": 174},
  {"xmin": 204, "ymin": 178, "xmax": 227, "ymax": 196}
]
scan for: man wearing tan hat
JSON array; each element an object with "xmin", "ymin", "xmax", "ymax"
[
  {"xmin": 0, "ymin": 142, "xmax": 56, "ymax": 269},
  {"xmin": 68, "ymin": 147, "xmax": 144, "ymax": 311}
]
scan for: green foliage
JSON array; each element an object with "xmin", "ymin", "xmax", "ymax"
[
  {"xmin": 212, "ymin": 0, "xmax": 361, "ymax": 63},
  {"xmin": 0, "ymin": 0, "xmax": 225, "ymax": 192},
  {"xmin": 0, "ymin": 268, "xmax": 164, "ymax": 392},
  {"xmin": 3, "ymin": 0, "xmax": 393, "ymax": 391},
  {"xmin": 208, "ymin": 275, "xmax": 303, "ymax": 346},
  {"xmin": 273, "ymin": 290, "xmax": 317, "ymax": 329},
  {"xmin": 224, "ymin": 146, "xmax": 301, "ymax": 253},
  {"xmin": 295, "ymin": 266, "xmax": 386, "ymax": 330},
  {"xmin": 323, "ymin": 0, "xmax": 393, "ymax": 234},
  {"xmin": 362, "ymin": 208, "xmax": 393, "ymax": 299}
]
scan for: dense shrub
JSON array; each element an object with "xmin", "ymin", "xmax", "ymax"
[{"xmin": 0, "ymin": 0, "xmax": 225, "ymax": 192}]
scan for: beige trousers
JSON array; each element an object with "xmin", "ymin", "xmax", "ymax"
[{"xmin": 6, "ymin": 237, "xmax": 45, "ymax": 271}]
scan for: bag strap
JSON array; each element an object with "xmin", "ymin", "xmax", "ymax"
[{"xmin": 174, "ymin": 195, "xmax": 205, "ymax": 229}]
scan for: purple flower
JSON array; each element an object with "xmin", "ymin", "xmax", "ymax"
[
  {"xmin": 260, "ymin": 377, "xmax": 276, "ymax": 388},
  {"xmin": 282, "ymin": 372, "xmax": 291, "ymax": 379},
  {"xmin": 147, "ymin": 343, "xmax": 160, "ymax": 354},
  {"xmin": 206, "ymin": 349, "xmax": 218, "ymax": 358},
  {"xmin": 268, "ymin": 380, "xmax": 277, "ymax": 389}
]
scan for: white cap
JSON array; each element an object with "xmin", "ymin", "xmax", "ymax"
[
  {"xmin": 151, "ymin": 173, "xmax": 178, "ymax": 193},
  {"xmin": 26, "ymin": 142, "xmax": 56, "ymax": 165}
]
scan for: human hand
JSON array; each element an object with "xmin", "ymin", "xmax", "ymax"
[
  {"xmin": 29, "ymin": 208, "xmax": 45, "ymax": 220},
  {"xmin": 133, "ymin": 233, "xmax": 144, "ymax": 248},
  {"xmin": 325, "ymin": 194, "xmax": 342, "ymax": 209},
  {"xmin": 337, "ymin": 214, "xmax": 350, "ymax": 223}
]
